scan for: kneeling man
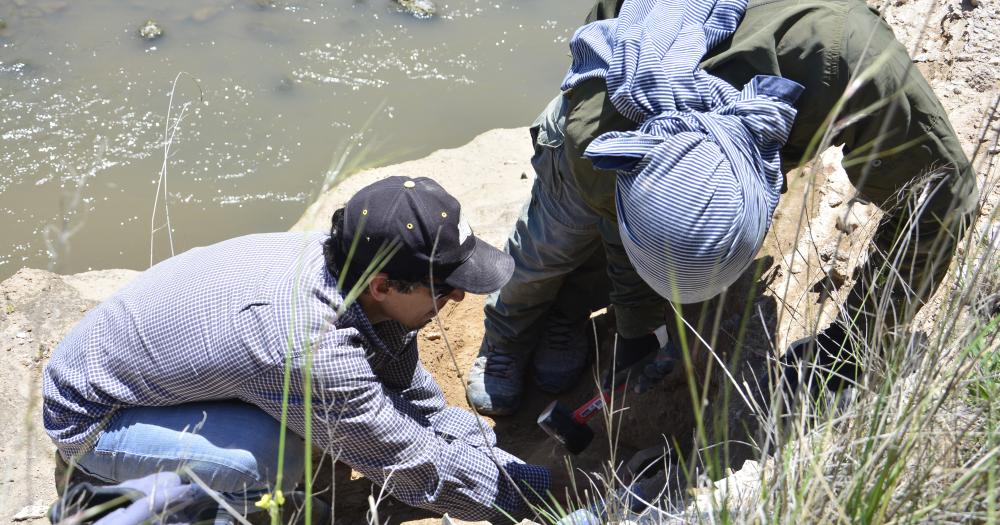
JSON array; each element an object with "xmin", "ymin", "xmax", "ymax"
[{"xmin": 43, "ymin": 176, "xmax": 550, "ymax": 522}]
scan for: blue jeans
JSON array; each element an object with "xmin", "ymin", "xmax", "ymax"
[
  {"xmin": 483, "ymin": 94, "xmax": 666, "ymax": 355},
  {"xmin": 71, "ymin": 401, "xmax": 305, "ymax": 511}
]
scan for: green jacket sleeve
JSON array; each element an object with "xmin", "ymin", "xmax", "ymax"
[{"xmin": 834, "ymin": 1, "xmax": 975, "ymax": 209}]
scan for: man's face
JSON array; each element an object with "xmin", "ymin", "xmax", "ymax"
[{"xmin": 379, "ymin": 282, "xmax": 465, "ymax": 331}]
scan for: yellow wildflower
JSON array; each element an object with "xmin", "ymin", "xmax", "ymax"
[{"xmin": 254, "ymin": 490, "xmax": 285, "ymax": 510}]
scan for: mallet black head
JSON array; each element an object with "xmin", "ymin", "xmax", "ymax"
[{"xmin": 537, "ymin": 400, "xmax": 595, "ymax": 455}]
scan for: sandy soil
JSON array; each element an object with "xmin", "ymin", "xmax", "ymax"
[{"xmin": 2, "ymin": 0, "xmax": 999, "ymax": 523}]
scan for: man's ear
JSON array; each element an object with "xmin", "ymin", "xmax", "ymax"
[{"xmin": 367, "ymin": 273, "xmax": 391, "ymax": 302}]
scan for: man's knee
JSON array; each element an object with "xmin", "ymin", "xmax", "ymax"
[
  {"xmin": 183, "ymin": 433, "xmax": 304, "ymax": 493},
  {"xmin": 73, "ymin": 402, "xmax": 306, "ymax": 494},
  {"xmin": 195, "ymin": 408, "xmax": 305, "ymax": 493}
]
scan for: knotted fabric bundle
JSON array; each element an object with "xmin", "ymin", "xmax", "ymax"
[{"xmin": 562, "ymin": 0, "xmax": 803, "ymax": 303}]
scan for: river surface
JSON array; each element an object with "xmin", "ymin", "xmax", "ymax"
[{"xmin": 0, "ymin": 0, "xmax": 583, "ymax": 280}]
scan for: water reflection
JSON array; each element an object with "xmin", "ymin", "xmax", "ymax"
[{"xmin": 0, "ymin": 0, "xmax": 579, "ymax": 279}]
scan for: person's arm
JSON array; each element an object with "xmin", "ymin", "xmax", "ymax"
[
  {"xmin": 584, "ymin": 0, "xmax": 623, "ymax": 23},
  {"xmin": 239, "ymin": 335, "xmax": 548, "ymax": 522},
  {"xmin": 399, "ymin": 359, "xmax": 500, "ymax": 449},
  {"xmin": 772, "ymin": 4, "xmax": 980, "ymax": 385},
  {"xmin": 835, "ymin": 3, "xmax": 977, "ymax": 333}
]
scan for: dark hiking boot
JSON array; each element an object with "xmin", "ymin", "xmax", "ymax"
[
  {"xmin": 533, "ymin": 309, "xmax": 591, "ymax": 394},
  {"xmin": 466, "ymin": 338, "xmax": 529, "ymax": 416},
  {"xmin": 53, "ymin": 450, "xmax": 109, "ymax": 497}
]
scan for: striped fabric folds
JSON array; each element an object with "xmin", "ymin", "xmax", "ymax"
[{"xmin": 562, "ymin": 0, "xmax": 803, "ymax": 303}]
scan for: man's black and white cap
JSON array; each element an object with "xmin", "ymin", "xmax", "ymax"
[{"xmin": 343, "ymin": 176, "xmax": 514, "ymax": 294}]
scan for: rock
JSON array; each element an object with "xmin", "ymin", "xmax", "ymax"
[
  {"xmin": 138, "ymin": 19, "xmax": 164, "ymax": 41},
  {"xmin": 948, "ymin": 20, "xmax": 969, "ymax": 55},
  {"xmin": 826, "ymin": 192, "xmax": 844, "ymax": 208},
  {"xmin": 836, "ymin": 214, "xmax": 858, "ymax": 233},
  {"xmin": 783, "ymin": 250, "xmax": 808, "ymax": 274},
  {"xmin": 61, "ymin": 269, "xmax": 139, "ymax": 304},
  {"xmin": 686, "ymin": 459, "xmax": 764, "ymax": 518},
  {"xmin": 988, "ymin": 146, "xmax": 1000, "ymax": 155},
  {"xmin": 38, "ymin": 1, "xmax": 68, "ymax": 14},
  {"xmin": 550, "ymin": 510, "xmax": 599, "ymax": 525},
  {"xmin": 275, "ymin": 74, "xmax": 296, "ymax": 93},
  {"xmin": 836, "ymin": 201, "xmax": 873, "ymax": 234},
  {"xmin": 824, "ymin": 264, "xmax": 848, "ymax": 288},
  {"xmin": 913, "ymin": 53, "xmax": 930, "ymax": 62},
  {"xmin": 424, "ymin": 331, "xmax": 442, "ymax": 341},
  {"xmin": 395, "ymin": 0, "xmax": 437, "ymax": 19},
  {"xmin": 12, "ymin": 505, "xmax": 48, "ymax": 521},
  {"xmin": 520, "ymin": 172, "xmax": 528, "ymax": 180}
]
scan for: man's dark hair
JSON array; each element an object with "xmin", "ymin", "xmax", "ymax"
[
  {"xmin": 323, "ymin": 208, "xmax": 422, "ymax": 294},
  {"xmin": 322, "ymin": 208, "xmax": 348, "ymax": 282}
]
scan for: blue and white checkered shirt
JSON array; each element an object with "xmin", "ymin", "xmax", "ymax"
[
  {"xmin": 562, "ymin": 0, "xmax": 802, "ymax": 303},
  {"xmin": 42, "ymin": 232, "xmax": 548, "ymax": 521}
]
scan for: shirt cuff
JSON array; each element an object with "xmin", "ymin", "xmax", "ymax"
[
  {"xmin": 746, "ymin": 74, "xmax": 805, "ymax": 105},
  {"xmin": 494, "ymin": 461, "xmax": 552, "ymax": 520}
]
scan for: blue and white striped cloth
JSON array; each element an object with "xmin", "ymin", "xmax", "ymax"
[{"xmin": 562, "ymin": 0, "xmax": 803, "ymax": 303}]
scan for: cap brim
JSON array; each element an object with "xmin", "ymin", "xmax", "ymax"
[{"xmin": 443, "ymin": 237, "xmax": 514, "ymax": 294}]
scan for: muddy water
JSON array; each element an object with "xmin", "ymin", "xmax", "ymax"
[{"xmin": 0, "ymin": 0, "xmax": 581, "ymax": 280}]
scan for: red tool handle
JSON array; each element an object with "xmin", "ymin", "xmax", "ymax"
[{"xmin": 571, "ymin": 382, "xmax": 627, "ymax": 424}]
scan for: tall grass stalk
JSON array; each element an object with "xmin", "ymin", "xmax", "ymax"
[
  {"xmin": 267, "ymin": 227, "xmax": 403, "ymax": 525},
  {"xmin": 426, "ymin": 227, "xmax": 547, "ymax": 524},
  {"xmin": 723, "ymin": 102, "xmax": 995, "ymax": 525},
  {"xmin": 317, "ymin": 99, "xmax": 389, "ymax": 199},
  {"xmin": 181, "ymin": 466, "xmax": 254, "ymax": 525},
  {"xmin": 150, "ymin": 72, "xmax": 203, "ymax": 267}
]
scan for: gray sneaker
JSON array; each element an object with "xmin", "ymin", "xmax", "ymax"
[
  {"xmin": 466, "ymin": 338, "xmax": 529, "ymax": 416},
  {"xmin": 533, "ymin": 309, "xmax": 591, "ymax": 394}
]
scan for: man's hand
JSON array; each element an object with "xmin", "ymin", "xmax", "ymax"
[
  {"xmin": 605, "ymin": 325, "xmax": 679, "ymax": 394},
  {"xmin": 634, "ymin": 341, "xmax": 680, "ymax": 394},
  {"xmin": 779, "ymin": 321, "xmax": 858, "ymax": 396}
]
